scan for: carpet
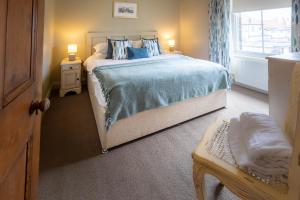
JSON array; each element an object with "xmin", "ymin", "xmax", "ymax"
[{"xmin": 39, "ymin": 85, "xmax": 268, "ymax": 200}]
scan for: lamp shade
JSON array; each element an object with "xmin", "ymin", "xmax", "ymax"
[
  {"xmin": 168, "ymin": 40, "xmax": 175, "ymax": 47},
  {"xmin": 68, "ymin": 44, "xmax": 77, "ymax": 54}
]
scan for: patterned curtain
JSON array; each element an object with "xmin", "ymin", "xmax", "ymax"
[
  {"xmin": 292, "ymin": 0, "xmax": 300, "ymax": 52},
  {"xmin": 209, "ymin": 0, "xmax": 231, "ymax": 70}
]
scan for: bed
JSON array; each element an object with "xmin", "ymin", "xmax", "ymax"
[{"xmin": 84, "ymin": 32, "xmax": 229, "ymax": 152}]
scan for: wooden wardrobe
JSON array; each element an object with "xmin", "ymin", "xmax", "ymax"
[{"xmin": 0, "ymin": 0, "xmax": 44, "ymax": 199}]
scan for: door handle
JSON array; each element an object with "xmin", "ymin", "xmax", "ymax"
[{"xmin": 29, "ymin": 98, "xmax": 51, "ymax": 115}]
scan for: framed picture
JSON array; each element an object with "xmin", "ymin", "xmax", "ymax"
[{"xmin": 113, "ymin": 1, "xmax": 138, "ymax": 19}]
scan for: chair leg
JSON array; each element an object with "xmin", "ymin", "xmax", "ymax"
[{"xmin": 193, "ymin": 163, "xmax": 206, "ymax": 200}]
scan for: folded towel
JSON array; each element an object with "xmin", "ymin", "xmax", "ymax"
[
  {"xmin": 228, "ymin": 117, "xmax": 248, "ymax": 165},
  {"xmin": 228, "ymin": 113, "xmax": 292, "ymax": 184},
  {"xmin": 240, "ymin": 113, "xmax": 292, "ymax": 161}
]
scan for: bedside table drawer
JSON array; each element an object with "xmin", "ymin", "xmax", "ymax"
[{"xmin": 62, "ymin": 64, "xmax": 81, "ymax": 71}]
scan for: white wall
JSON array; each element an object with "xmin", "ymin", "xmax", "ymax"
[
  {"xmin": 179, "ymin": 0, "xmax": 210, "ymax": 59},
  {"xmin": 233, "ymin": 0, "xmax": 291, "ymax": 12},
  {"xmin": 42, "ymin": 0, "xmax": 55, "ymax": 97}
]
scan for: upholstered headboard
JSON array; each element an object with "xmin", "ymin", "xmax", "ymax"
[{"xmin": 86, "ymin": 31, "xmax": 158, "ymax": 57}]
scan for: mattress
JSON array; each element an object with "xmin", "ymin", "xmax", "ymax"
[{"xmin": 89, "ymin": 72, "xmax": 107, "ymax": 108}]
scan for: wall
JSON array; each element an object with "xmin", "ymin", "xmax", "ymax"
[
  {"xmin": 233, "ymin": 0, "xmax": 291, "ymax": 12},
  {"xmin": 179, "ymin": 0, "xmax": 210, "ymax": 59},
  {"xmin": 42, "ymin": 0, "xmax": 55, "ymax": 97},
  {"xmin": 50, "ymin": 0, "xmax": 180, "ymax": 83}
]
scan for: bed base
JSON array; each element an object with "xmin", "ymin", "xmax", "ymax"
[{"xmin": 88, "ymin": 78, "xmax": 227, "ymax": 151}]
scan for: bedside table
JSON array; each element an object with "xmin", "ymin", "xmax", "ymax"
[{"xmin": 60, "ymin": 58, "xmax": 82, "ymax": 97}]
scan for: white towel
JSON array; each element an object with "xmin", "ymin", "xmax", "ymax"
[
  {"xmin": 228, "ymin": 113, "xmax": 292, "ymax": 184},
  {"xmin": 240, "ymin": 113, "xmax": 292, "ymax": 161}
]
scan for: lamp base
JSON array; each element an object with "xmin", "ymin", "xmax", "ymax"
[{"xmin": 68, "ymin": 54, "xmax": 76, "ymax": 61}]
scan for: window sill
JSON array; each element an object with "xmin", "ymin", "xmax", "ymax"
[
  {"xmin": 232, "ymin": 54, "xmax": 268, "ymax": 61},
  {"xmin": 232, "ymin": 51, "xmax": 278, "ymax": 61}
]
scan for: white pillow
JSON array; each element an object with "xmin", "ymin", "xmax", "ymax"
[
  {"xmin": 93, "ymin": 42, "xmax": 108, "ymax": 55},
  {"xmin": 93, "ymin": 53, "xmax": 106, "ymax": 59},
  {"xmin": 132, "ymin": 40, "xmax": 142, "ymax": 48}
]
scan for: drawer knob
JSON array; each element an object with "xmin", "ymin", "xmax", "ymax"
[{"xmin": 70, "ymin": 67, "xmax": 73, "ymax": 69}]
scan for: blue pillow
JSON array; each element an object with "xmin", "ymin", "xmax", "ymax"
[
  {"xmin": 127, "ymin": 47, "xmax": 149, "ymax": 60},
  {"xmin": 106, "ymin": 39, "xmax": 127, "ymax": 59}
]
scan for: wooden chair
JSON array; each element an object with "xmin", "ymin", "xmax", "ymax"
[{"xmin": 192, "ymin": 95, "xmax": 300, "ymax": 200}]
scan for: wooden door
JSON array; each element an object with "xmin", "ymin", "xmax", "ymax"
[{"xmin": 0, "ymin": 0, "xmax": 44, "ymax": 199}]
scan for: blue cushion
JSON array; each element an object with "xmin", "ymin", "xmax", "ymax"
[
  {"xmin": 106, "ymin": 39, "xmax": 127, "ymax": 59},
  {"xmin": 127, "ymin": 47, "xmax": 149, "ymax": 60}
]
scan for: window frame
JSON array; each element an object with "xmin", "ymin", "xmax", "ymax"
[{"xmin": 232, "ymin": 7, "xmax": 291, "ymax": 58}]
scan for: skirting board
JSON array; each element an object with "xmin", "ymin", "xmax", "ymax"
[
  {"xmin": 233, "ymin": 82, "xmax": 268, "ymax": 94},
  {"xmin": 45, "ymin": 84, "xmax": 54, "ymax": 99},
  {"xmin": 47, "ymin": 80, "xmax": 87, "ymax": 96},
  {"xmin": 44, "ymin": 81, "xmax": 60, "ymax": 99},
  {"xmin": 42, "ymin": 82, "xmax": 56, "ymax": 118}
]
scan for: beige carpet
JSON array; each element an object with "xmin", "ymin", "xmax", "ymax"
[{"xmin": 39, "ymin": 85, "xmax": 268, "ymax": 200}]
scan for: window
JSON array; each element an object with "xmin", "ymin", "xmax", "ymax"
[{"xmin": 233, "ymin": 7, "xmax": 291, "ymax": 56}]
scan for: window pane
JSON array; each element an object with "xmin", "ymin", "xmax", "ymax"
[
  {"xmin": 241, "ymin": 11, "xmax": 261, "ymax": 25},
  {"xmin": 234, "ymin": 7, "xmax": 291, "ymax": 55},
  {"xmin": 263, "ymin": 8, "xmax": 291, "ymax": 54},
  {"xmin": 241, "ymin": 24, "xmax": 263, "ymax": 53},
  {"xmin": 236, "ymin": 11, "xmax": 264, "ymax": 53}
]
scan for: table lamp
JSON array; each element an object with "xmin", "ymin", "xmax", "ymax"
[
  {"xmin": 68, "ymin": 44, "xmax": 77, "ymax": 61},
  {"xmin": 168, "ymin": 40, "xmax": 175, "ymax": 52}
]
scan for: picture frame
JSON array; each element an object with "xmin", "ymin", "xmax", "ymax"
[{"xmin": 113, "ymin": 1, "xmax": 138, "ymax": 19}]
